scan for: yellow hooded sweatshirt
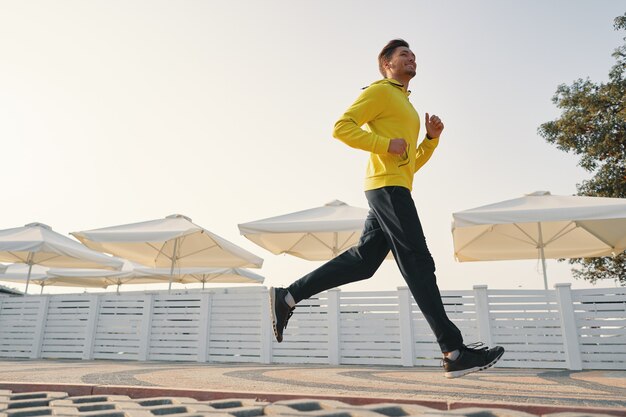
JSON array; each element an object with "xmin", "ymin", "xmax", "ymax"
[{"xmin": 332, "ymin": 78, "xmax": 439, "ymax": 192}]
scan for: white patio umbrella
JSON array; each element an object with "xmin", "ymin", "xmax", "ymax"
[
  {"xmin": 0, "ymin": 264, "xmax": 49, "ymax": 294},
  {"xmin": 46, "ymin": 265, "xmax": 163, "ymax": 293},
  {"xmin": 0, "ymin": 263, "xmax": 157, "ymax": 293},
  {"xmin": 452, "ymin": 191, "xmax": 626, "ymax": 289},
  {"xmin": 238, "ymin": 200, "xmax": 392, "ymax": 260},
  {"xmin": 0, "ymin": 263, "xmax": 108, "ymax": 293},
  {"xmin": 72, "ymin": 214, "xmax": 263, "ymax": 291},
  {"xmin": 1, "ymin": 262, "xmax": 264, "ymax": 294},
  {"xmin": 0, "ymin": 262, "xmax": 264, "ymax": 293},
  {"xmin": 133, "ymin": 265, "xmax": 264, "ymax": 289},
  {"xmin": 0, "ymin": 223, "xmax": 124, "ymax": 294}
]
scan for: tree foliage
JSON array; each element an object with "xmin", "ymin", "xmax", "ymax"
[{"xmin": 538, "ymin": 13, "xmax": 626, "ymax": 286}]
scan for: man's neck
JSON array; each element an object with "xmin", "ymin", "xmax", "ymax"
[{"xmin": 386, "ymin": 73, "xmax": 411, "ymax": 91}]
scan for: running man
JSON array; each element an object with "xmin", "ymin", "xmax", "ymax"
[{"xmin": 270, "ymin": 39, "xmax": 504, "ymax": 378}]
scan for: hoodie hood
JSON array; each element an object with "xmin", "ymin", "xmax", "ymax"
[{"xmin": 367, "ymin": 78, "xmax": 410, "ymax": 96}]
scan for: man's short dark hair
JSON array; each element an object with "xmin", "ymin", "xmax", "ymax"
[{"xmin": 378, "ymin": 39, "xmax": 410, "ymax": 77}]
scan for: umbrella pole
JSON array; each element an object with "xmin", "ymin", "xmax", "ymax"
[
  {"xmin": 168, "ymin": 238, "xmax": 179, "ymax": 293},
  {"xmin": 538, "ymin": 223, "xmax": 548, "ymax": 290},
  {"xmin": 25, "ymin": 263, "xmax": 33, "ymax": 296}
]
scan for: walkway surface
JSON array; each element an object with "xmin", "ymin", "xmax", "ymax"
[{"xmin": 1, "ymin": 359, "xmax": 625, "ymax": 416}]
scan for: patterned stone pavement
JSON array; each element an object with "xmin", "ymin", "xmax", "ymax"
[{"xmin": 0, "ymin": 360, "xmax": 625, "ymax": 416}]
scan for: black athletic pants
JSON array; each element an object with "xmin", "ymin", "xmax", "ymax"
[{"xmin": 287, "ymin": 186, "xmax": 464, "ymax": 353}]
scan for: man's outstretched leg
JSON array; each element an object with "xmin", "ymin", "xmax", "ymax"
[{"xmin": 270, "ymin": 213, "xmax": 390, "ymax": 342}]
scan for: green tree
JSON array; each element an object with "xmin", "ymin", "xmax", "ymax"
[{"xmin": 538, "ymin": 13, "xmax": 626, "ymax": 286}]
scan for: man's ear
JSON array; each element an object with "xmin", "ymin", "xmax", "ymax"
[{"xmin": 382, "ymin": 59, "xmax": 392, "ymax": 76}]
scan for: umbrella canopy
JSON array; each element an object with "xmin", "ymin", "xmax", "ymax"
[
  {"xmin": 238, "ymin": 200, "xmax": 391, "ymax": 260},
  {"xmin": 0, "ymin": 264, "xmax": 160, "ymax": 294},
  {"xmin": 45, "ymin": 265, "xmax": 159, "ymax": 289},
  {"xmin": 452, "ymin": 191, "xmax": 626, "ymax": 289},
  {"xmin": 133, "ymin": 265, "xmax": 264, "ymax": 289},
  {"xmin": 0, "ymin": 223, "xmax": 124, "ymax": 294},
  {"xmin": 72, "ymin": 214, "xmax": 263, "ymax": 291},
  {"xmin": 0, "ymin": 264, "xmax": 114, "ymax": 294},
  {"xmin": 0, "ymin": 263, "xmax": 264, "ymax": 294}
]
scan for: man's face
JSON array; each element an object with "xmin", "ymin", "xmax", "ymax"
[{"xmin": 385, "ymin": 46, "xmax": 417, "ymax": 79}]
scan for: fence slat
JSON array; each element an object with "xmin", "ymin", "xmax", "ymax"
[
  {"xmin": 398, "ymin": 287, "xmax": 414, "ymax": 367},
  {"xmin": 30, "ymin": 296, "xmax": 49, "ymax": 359},
  {"xmin": 327, "ymin": 289, "xmax": 340, "ymax": 365},
  {"xmin": 556, "ymin": 284, "xmax": 583, "ymax": 371}
]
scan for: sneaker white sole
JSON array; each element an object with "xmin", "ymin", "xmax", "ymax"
[
  {"xmin": 444, "ymin": 349, "xmax": 504, "ymax": 379},
  {"xmin": 268, "ymin": 287, "xmax": 281, "ymax": 342}
]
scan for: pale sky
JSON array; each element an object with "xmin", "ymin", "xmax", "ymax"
[{"xmin": 1, "ymin": 0, "xmax": 625, "ymax": 294}]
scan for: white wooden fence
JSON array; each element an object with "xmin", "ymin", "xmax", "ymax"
[{"xmin": 0, "ymin": 284, "xmax": 624, "ymax": 370}]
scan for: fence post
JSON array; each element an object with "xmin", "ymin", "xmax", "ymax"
[
  {"xmin": 473, "ymin": 285, "xmax": 493, "ymax": 347},
  {"xmin": 259, "ymin": 288, "xmax": 272, "ymax": 364},
  {"xmin": 327, "ymin": 289, "xmax": 341, "ymax": 365},
  {"xmin": 555, "ymin": 283, "xmax": 582, "ymax": 370},
  {"xmin": 83, "ymin": 294, "xmax": 101, "ymax": 360},
  {"xmin": 197, "ymin": 293, "xmax": 212, "ymax": 363},
  {"xmin": 138, "ymin": 294, "xmax": 154, "ymax": 361},
  {"xmin": 398, "ymin": 286, "xmax": 415, "ymax": 367},
  {"xmin": 30, "ymin": 296, "xmax": 49, "ymax": 359}
]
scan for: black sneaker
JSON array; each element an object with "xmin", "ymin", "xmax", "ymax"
[
  {"xmin": 443, "ymin": 342, "xmax": 504, "ymax": 378},
  {"xmin": 269, "ymin": 287, "xmax": 294, "ymax": 343}
]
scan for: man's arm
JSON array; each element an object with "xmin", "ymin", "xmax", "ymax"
[
  {"xmin": 414, "ymin": 137, "xmax": 439, "ymax": 173},
  {"xmin": 414, "ymin": 113, "xmax": 444, "ymax": 173},
  {"xmin": 332, "ymin": 85, "xmax": 392, "ymax": 155}
]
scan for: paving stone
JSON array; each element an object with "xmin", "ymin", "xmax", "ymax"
[
  {"xmin": 541, "ymin": 413, "xmax": 619, "ymax": 417},
  {"xmin": 67, "ymin": 397, "xmax": 253, "ymax": 417},
  {"xmin": 200, "ymin": 400, "xmax": 271, "ymax": 410},
  {"xmin": 265, "ymin": 398, "xmax": 397, "ymax": 417},
  {"xmin": 113, "ymin": 399, "xmax": 230, "ymax": 417},
  {"xmin": 419, "ymin": 408, "xmax": 538, "ymax": 417},
  {"xmin": 277, "ymin": 412, "xmax": 383, "ymax": 417},
  {"xmin": 49, "ymin": 405, "xmax": 118, "ymax": 416},
  {"xmin": 50, "ymin": 397, "xmax": 132, "ymax": 406},
  {"xmin": 5, "ymin": 401, "xmax": 55, "ymax": 410},
  {"xmin": 276, "ymin": 400, "xmax": 354, "ymax": 411},
  {"xmin": 8, "ymin": 394, "xmax": 68, "ymax": 402},
  {"xmin": 45, "ymin": 395, "xmax": 143, "ymax": 417},
  {"xmin": 337, "ymin": 404, "xmax": 437, "ymax": 417},
  {"xmin": 134, "ymin": 399, "xmax": 200, "ymax": 407},
  {"xmin": 266, "ymin": 400, "xmax": 352, "ymax": 413},
  {"xmin": 191, "ymin": 399, "xmax": 270, "ymax": 417},
  {"xmin": 0, "ymin": 406, "xmax": 134, "ymax": 417},
  {"xmin": 50, "ymin": 395, "xmax": 133, "ymax": 415},
  {"xmin": 0, "ymin": 406, "xmax": 56, "ymax": 417},
  {"xmin": 211, "ymin": 407, "xmax": 266, "ymax": 417},
  {"xmin": 0, "ymin": 393, "xmax": 70, "ymax": 412},
  {"xmin": 58, "ymin": 409, "xmax": 154, "ymax": 417},
  {"xmin": 55, "ymin": 410, "xmax": 131, "ymax": 417}
]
